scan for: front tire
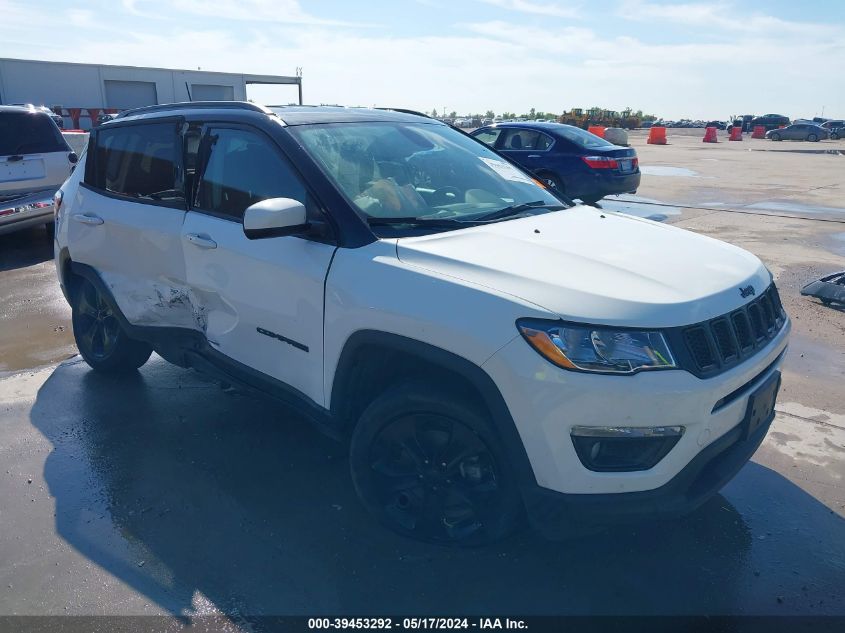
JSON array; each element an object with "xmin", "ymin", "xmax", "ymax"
[
  {"xmin": 71, "ymin": 278, "xmax": 153, "ymax": 372},
  {"xmin": 808, "ymin": 133, "xmax": 818, "ymax": 142},
  {"xmin": 350, "ymin": 381, "xmax": 523, "ymax": 546},
  {"xmin": 770, "ymin": 132, "xmax": 781, "ymax": 141}
]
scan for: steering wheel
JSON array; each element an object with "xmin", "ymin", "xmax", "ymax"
[{"xmin": 430, "ymin": 186, "xmax": 462, "ymax": 207}]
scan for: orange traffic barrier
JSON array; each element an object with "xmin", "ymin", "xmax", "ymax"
[
  {"xmin": 729, "ymin": 126, "xmax": 743, "ymax": 141},
  {"xmin": 587, "ymin": 125, "xmax": 606, "ymax": 138},
  {"xmin": 647, "ymin": 126, "xmax": 667, "ymax": 145},
  {"xmin": 751, "ymin": 125, "xmax": 765, "ymax": 139},
  {"xmin": 702, "ymin": 127, "xmax": 718, "ymax": 143}
]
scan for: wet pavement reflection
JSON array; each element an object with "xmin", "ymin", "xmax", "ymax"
[{"xmin": 25, "ymin": 357, "xmax": 845, "ymax": 616}]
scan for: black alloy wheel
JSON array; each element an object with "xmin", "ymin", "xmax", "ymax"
[
  {"xmin": 71, "ymin": 278, "xmax": 153, "ymax": 371},
  {"xmin": 75, "ymin": 280, "xmax": 121, "ymax": 361},
  {"xmin": 350, "ymin": 382, "xmax": 523, "ymax": 546}
]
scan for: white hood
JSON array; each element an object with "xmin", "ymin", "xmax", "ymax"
[{"xmin": 396, "ymin": 206, "xmax": 770, "ymax": 328}]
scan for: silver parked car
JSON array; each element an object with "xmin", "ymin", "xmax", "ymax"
[{"xmin": 765, "ymin": 123, "xmax": 829, "ymax": 142}]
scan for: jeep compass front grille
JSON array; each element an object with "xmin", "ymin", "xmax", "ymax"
[{"xmin": 673, "ymin": 284, "xmax": 786, "ymax": 378}]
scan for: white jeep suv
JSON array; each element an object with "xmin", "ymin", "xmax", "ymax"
[{"xmin": 54, "ymin": 102, "xmax": 790, "ymax": 545}]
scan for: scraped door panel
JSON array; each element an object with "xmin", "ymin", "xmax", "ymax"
[{"xmin": 182, "ymin": 212, "xmax": 334, "ymax": 404}]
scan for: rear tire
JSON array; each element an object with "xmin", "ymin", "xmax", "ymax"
[
  {"xmin": 71, "ymin": 278, "xmax": 153, "ymax": 372},
  {"xmin": 770, "ymin": 133, "xmax": 781, "ymax": 141},
  {"xmin": 350, "ymin": 381, "xmax": 523, "ymax": 546},
  {"xmin": 538, "ymin": 171, "xmax": 563, "ymax": 193},
  {"xmin": 808, "ymin": 133, "xmax": 818, "ymax": 142}
]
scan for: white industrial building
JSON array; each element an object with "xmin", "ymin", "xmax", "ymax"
[{"xmin": 0, "ymin": 57, "xmax": 302, "ymax": 129}]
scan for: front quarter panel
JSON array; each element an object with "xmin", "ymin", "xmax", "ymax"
[{"xmin": 323, "ymin": 239, "xmax": 554, "ymax": 407}]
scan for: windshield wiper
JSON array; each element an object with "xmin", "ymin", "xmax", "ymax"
[
  {"xmin": 471, "ymin": 201, "xmax": 568, "ymax": 223},
  {"xmin": 366, "ymin": 216, "xmax": 483, "ymax": 228}
]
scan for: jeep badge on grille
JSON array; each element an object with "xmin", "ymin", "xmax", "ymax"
[{"xmin": 740, "ymin": 285, "xmax": 755, "ymax": 298}]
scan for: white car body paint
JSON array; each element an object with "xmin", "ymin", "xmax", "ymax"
[
  {"xmin": 394, "ymin": 206, "xmax": 770, "ymax": 327},
  {"xmin": 64, "ymin": 168, "xmax": 194, "ymax": 329},
  {"xmin": 181, "ymin": 210, "xmax": 335, "ymax": 402},
  {"xmin": 55, "ymin": 123, "xmax": 789, "ymax": 502}
]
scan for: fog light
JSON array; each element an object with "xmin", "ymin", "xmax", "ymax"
[{"xmin": 571, "ymin": 426, "xmax": 684, "ymax": 472}]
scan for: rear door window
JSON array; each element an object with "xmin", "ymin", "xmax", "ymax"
[
  {"xmin": 0, "ymin": 112, "xmax": 69, "ymax": 155},
  {"xmin": 535, "ymin": 132, "xmax": 554, "ymax": 151},
  {"xmin": 195, "ymin": 127, "xmax": 306, "ymax": 221},
  {"xmin": 500, "ymin": 129, "xmax": 541, "ymax": 151},
  {"xmin": 91, "ymin": 122, "xmax": 182, "ymax": 203}
]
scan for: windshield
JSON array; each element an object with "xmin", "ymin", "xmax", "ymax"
[
  {"xmin": 0, "ymin": 112, "xmax": 69, "ymax": 156},
  {"xmin": 554, "ymin": 125, "xmax": 615, "ymax": 149},
  {"xmin": 289, "ymin": 121, "xmax": 565, "ymax": 230}
]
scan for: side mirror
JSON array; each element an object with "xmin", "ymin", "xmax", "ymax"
[{"xmin": 243, "ymin": 197, "xmax": 309, "ymax": 239}]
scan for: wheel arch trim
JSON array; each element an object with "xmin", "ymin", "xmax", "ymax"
[{"xmin": 330, "ymin": 330, "xmax": 538, "ymax": 489}]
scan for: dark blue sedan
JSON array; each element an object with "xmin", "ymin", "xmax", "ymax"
[{"xmin": 470, "ymin": 122, "xmax": 640, "ymax": 205}]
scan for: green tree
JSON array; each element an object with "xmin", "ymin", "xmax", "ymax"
[
  {"xmin": 449, "ymin": 110, "xmax": 457, "ymax": 119},
  {"xmin": 529, "ymin": 107, "xmax": 536, "ymax": 118},
  {"xmin": 485, "ymin": 110, "xmax": 495, "ymax": 119},
  {"xmin": 431, "ymin": 108, "xmax": 438, "ymax": 117}
]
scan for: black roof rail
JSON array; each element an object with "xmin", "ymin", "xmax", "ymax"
[
  {"xmin": 115, "ymin": 101, "xmax": 273, "ymax": 119},
  {"xmin": 375, "ymin": 107, "xmax": 433, "ymax": 119}
]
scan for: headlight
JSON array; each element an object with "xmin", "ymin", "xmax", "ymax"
[{"xmin": 516, "ymin": 318, "xmax": 677, "ymax": 374}]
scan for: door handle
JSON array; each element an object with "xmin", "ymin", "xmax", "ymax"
[
  {"xmin": 185, "ymin": 233, "xmax": 217, "ymax": 249},
  {"xmin": 527, "ymin": 154, "xmax": 541, "ymax": 159},
  {"xmin": 72, "ymin": 213, "xmax": 104, "ymax": 226}
]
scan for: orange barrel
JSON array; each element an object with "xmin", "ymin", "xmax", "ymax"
[
  {"xmin": 587, "ymin": 125, "xmax": 606, "ymax": 138},
  {"xmin": 702, "ymin": 127, "xmax": 718, "ymax": 143},
  {"xmin": 647, "ymin": 126, "xmax": 667, "ymax": 145},
  {"xmin": 729, "ymin": 126, "xmax": 743, "ymax": 141},
  {"xmin": 751, "ymin": 125, "xmax": 766, "ymax": 139}
]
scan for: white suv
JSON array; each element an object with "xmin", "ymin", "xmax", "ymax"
[
  {"xmin": 54, "ymin": 103, "xmax": 790, "ymax": 545},
  {"xmin": 1, "ymin": 105, "xmax": 77, "ymax": 235}
]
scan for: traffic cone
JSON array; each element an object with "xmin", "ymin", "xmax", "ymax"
[
  {"xmin": 647, "ymin": 126, "xmax": 667, "ymax": 145},
  {"xmin": 751, "ymin": 125, "xmax": 765, "ymax": 139},
  {"xmin": 702, "ymin": 127, "xmax": 718, "ymax": 143},
  {"xmin": 729, "ymin": 126, "xmax": 743, "ymax": 141}
]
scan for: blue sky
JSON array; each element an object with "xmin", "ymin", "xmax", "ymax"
[{"xmin": 2, "ymin": 0, "xmax": 844, "ymax": 119}]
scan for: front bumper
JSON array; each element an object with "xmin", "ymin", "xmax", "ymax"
[
  {"xmin": 481, "ymin": 316, "xmax": 789, "ymax": 532},
  {"xmin": 522, "ymin": 397, "xmax": 775, "ymax": 538}
]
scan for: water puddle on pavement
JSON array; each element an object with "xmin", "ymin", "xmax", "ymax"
[
  {"xmin": 743, "ymin": 201, "xmax": 845, "ymax": 216},
  {"xmin": 749, "ymin": 148, "xmax": 845, "ymax": 156},
  {"xmin": 598, "ymin": 195, "xmax": 683, "ymax": 222},
  {"xmin": 827, "ymin": 232, "xmax": 845, "ymax": 257},
  {"xmin": 640, "ymin": 165, "xmax": 701, "ymax": 177}
]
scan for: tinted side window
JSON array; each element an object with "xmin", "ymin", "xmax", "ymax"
[
  {"xmin": 0, "ymin": 112, "xmax": 68, "ymax": 155},
  {"xmin": 196, "ymin": 128, "xmax": 305, "ymax": 221},
  {"xmin": 473, "ymin": 128, "xmax": 502, "ymax": 147},
  {"xmin": 500, "ymin": 129, "xmax": 540, "ymax": 150},
  {"xmin": 92, "ymin": 123, "xmax": 181, "ymax": 201},
  {"xmin": 536, "ymin": 132, "xmax": 554, "ymax": 151}
]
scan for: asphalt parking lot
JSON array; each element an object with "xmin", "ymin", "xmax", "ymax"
[{"xmin": 1, "ymin": 131, "xmax": 844, "ymax": 622}]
